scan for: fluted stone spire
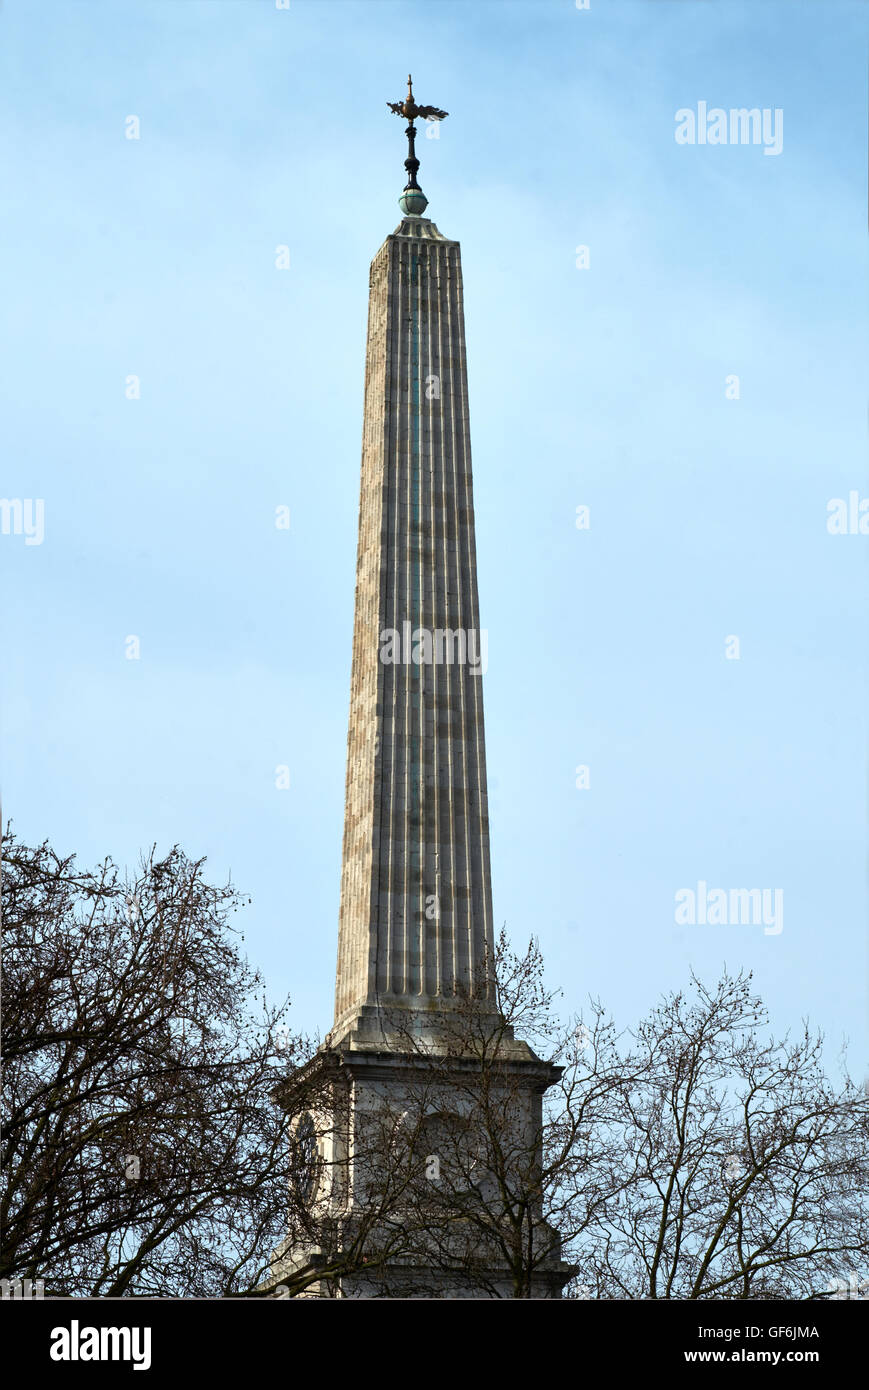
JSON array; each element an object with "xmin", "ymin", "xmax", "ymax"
[{"xmin": 332, "ymin": 209, "xmax": 495, "ymax": 1043}]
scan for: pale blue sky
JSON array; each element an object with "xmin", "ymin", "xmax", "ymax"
[{"xmin": 2, "ymin": 0, "xmax": 867, "ymax": 1068}]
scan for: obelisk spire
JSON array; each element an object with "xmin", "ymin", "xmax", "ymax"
[
  {"xmin": 333, "ymin": 83, "xmax": 495, "ymax": 1045},
  {"xmin": 386, "ymin": 74, "xmax": 448, "ymax": 215}
]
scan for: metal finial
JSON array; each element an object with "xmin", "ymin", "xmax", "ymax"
[{"xmin": 386, "ymin": 75, "xmax": 448, "ymax": 211}]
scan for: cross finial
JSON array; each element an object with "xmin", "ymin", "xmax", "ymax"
[
  {"xmin": 386, "ymin": 76, "xmax": 448, "ymax": 129},
  {"xmin": 386, "ymin": 76, "xmax": 448, "ymax": 214}
]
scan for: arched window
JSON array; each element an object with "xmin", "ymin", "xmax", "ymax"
[{"xmin": 290, "ymin": 1113, "xmax": 319, "ymax": 1206}]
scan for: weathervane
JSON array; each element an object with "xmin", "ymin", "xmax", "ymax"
[{"xmin": 387, "ymin": 74, "xmax": 448, "ymax": 215}]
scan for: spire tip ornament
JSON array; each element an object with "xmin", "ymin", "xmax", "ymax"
[{"xmin": 387, "ymin": 74, "xmax": 448, "ymax": 215}]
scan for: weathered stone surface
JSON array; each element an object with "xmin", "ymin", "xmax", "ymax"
[{"xmin": 333, "ymin": 216, "xmax": 495, "ymax": 1044}]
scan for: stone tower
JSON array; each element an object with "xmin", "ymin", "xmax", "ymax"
[{"xmin": 268, "ymin": 81, "xmax": 571, "ymax": 1298}]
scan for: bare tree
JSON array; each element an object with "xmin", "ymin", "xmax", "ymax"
[
  {"xmin": 1, "ymin": 831, "xmax": 302, "ymax": 1296},
  {"xmin": 572, "ymin": 971, "xmax": 869, "ymax": 1300}
]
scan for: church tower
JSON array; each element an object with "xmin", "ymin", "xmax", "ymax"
[{"xmin": 269, "ymin": 80, "xmax": 571, "ymax": 1298}]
